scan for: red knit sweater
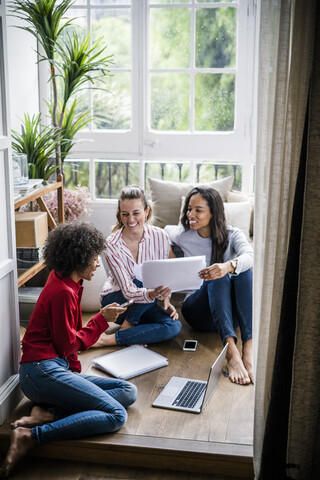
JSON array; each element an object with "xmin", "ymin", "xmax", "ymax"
[{"xmin": 21, "ymin": 271, "xmax": 108, "ymax": 372}]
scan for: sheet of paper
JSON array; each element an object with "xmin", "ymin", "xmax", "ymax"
[{"xmin": 141, "ymin": 256, "xmax": 206, "ymax": 292}]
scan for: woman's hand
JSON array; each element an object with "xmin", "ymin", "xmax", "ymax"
[
  {"xmin": 199, "ymin": 262, "xmax": 232, "ymax": 281},
  {"xmin": 100, "ymin": 302, "xmax": 127, "ymax": 323},
  {"xmin": 163, "ymin": 298, "xmax": 179, "ymax": 321},
  {"xmin": 148, "ymin": 286, "xmax": 172, "ymax": 301}
]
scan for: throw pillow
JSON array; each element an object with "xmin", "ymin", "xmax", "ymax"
[
  {"xmin": 224, "ymin": 201, "xmax": 252, "ymax": 239},
  {"xmin": 227, "ymin": 190, "xmax": 254, "ymax": 237},
  {"xmin": 148, "ymin": 175, "xmax": 234, "ymax": 228}
]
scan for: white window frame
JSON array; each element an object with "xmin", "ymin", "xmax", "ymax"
[{"xmin": 39, "ymin": 0, "xmax": 258, "ymax": 196}]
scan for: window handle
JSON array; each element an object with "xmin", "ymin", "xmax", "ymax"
[{"xmin": 144, "ymin": 140, "xmax": 159, "ymax": 148}]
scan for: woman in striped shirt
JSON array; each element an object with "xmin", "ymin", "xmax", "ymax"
[{"xmin": 95, "ymin": 185, "xmax": 182, "ymax": 348}]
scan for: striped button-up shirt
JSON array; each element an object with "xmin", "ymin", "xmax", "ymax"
[{"xmin": 101, "ymin": 224, "xmax": 170, "ymax": 303}]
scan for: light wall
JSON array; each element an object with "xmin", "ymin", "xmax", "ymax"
[
  {"xmin": 85, "ymin": 201, "xmax": 118, "ymax": 237},
  {"xmin": 6, "ymin": 13, "xmax": 39, "ymax": 132}
]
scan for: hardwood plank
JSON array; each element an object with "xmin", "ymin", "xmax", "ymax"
[
  {"xmin": 17, "ymin": 260, "xmax": 46, "ymax": 287},
  {"xmin": 206, "ymin": 376, "xmax": 236, "ymax": 443},
  {"xmin": 36, "ymin": 196, "xmax": 57, "ymax": 230},
  {"xmin": 0, "ymin": 454, "xmax": 251, "ymax": 480},
  {"xmin": 14, "ymin": 181, "xmax": 63, "ymax": 210},
  {"xmin": 0, "ymin": 431, "xmax": 253, "ymax": 477},
  {"xmin": 225, "ymin": 382, "xmax": 254, "ymax": 445}
]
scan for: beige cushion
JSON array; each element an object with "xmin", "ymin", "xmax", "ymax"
[
  {"xmin": 224, "ymin": 201, "xmax": 252, "ymax": 239},
  {"xmin": 148, "ymin": 176, "xmax": 234, "ymax": 228},
  {"xmin": 179, "ymin": 196, "xmax": 252, "ymax": 239},
  {"xmin": 227, "ymin": 190, "xmax": 254, "ymax": 237}
]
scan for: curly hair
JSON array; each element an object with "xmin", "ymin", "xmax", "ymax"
[
  {"xmin": 181, "ymin": 186, "xmax": 229, "ymax": 264},
  {"xmin": 112, "ymin": 185, "xmax": 152, "ymax": 232},
  {"xmin": 43, "ymin": 220, "xmax": 106, "ymax": 277}
]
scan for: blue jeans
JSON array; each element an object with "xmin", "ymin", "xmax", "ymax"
[
  {"xmin": 101, "ymin": 280, "xmax": 182, "ymax": 345},
  {"xmin": 19, "ymin": 357, "xmax": 137, "ymax": 446},
  {"xmin": 101, "ymin": 279, "xmax": 157, "ymax": 326},
  {"xmin": 181, "ymin": 270, "xmax": 252, "ymax": 345}
]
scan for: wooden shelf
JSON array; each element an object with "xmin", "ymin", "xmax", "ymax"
[
  {"xmin": 15, "ymin": 174, "xmax": 64, "ymax": 287},
  {"xmin": 17, "ymin": 260, "xmax": 46, "ymax": 288}
]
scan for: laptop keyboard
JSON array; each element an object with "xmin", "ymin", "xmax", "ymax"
[{"xmin": 172, "ymin": 380, "xmax": 206, "ymax": 408}]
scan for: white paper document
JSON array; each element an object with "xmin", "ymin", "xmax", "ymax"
[
  {"xmin": 92, "ymin": 345, "xmax": 168, "ymax": 379},
  {"xmin": 141, "ymin": 255, "xmax": 206, "ymax": 292}
]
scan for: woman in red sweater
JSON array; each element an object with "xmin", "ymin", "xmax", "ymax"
[{"xmin": 0, "ymin": 221, "xmax": 137, "ymax": 478}]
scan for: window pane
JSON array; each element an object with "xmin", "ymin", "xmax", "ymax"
[
  {"xmin": 91, "ymin": 8, "xmax": 131, "ymax": 68},
  {"xmin": 196, "ymin": 163, "xmax": 242, "ymax": 190},
  {"xmin": 63, "ymin": 8, "xmax": 87, "ymax": 32},
  {"xmin": 151, "ymin": 1, "xmax": 190, "ymax": 4},
  {"xmin": 71, "ymin": 1, "xmax": 87, "ymax": 6},
  {"xmin": 64, "ymin": 160, "xmax": 90, "ymax": 189},
  {"xmin": 196, "ymin": 0, "xmax": 237, "ymax": 3},
  {"xmin": 150, "ymin": 8, "xmax": 190, "ymax": 69},
  {"xmin": 196, "ymin": 8, "xmax": 236, "ymax": 68},
  {"xmin": 93, "ymin": 73, "xmax": 131, "ymax": 130},
  {"xmin": 195, "ymin": 73, "xmax": 235, "ymax": 131},
  {"xmin": 151, "ymin": 73, "xmax": 189, "ymax": 131},
  {"xmin": 145, "ymin": 162, "xmax": 190, "ymax": 192},
  {"xmin": 92, "ymin": 1, "xmax": 131, "ymax": 4},
  {"xmin": 95, "ymin": 160, "xmax": 139, "ymax": 199}
]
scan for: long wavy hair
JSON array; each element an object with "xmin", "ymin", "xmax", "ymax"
[
  {"xmin": 112, "ymin": 185, "xmax": 152, "ymax": 232},
  {"xmin": 181, "ymin": 186, "xmax": 229, "ymax": 264}
]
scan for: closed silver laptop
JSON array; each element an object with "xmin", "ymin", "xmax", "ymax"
[{"xmin": 152, "ymin": 343, "xmax": 228, "ymax": 414}]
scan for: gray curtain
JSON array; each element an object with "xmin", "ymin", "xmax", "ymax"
[
  {"xmin": 253, "ymin": 0, "xmax": 318, "ymax": 477},
  {"xmin": 285, "ymin": 5, "xmax": 320, "ymax": 477}
]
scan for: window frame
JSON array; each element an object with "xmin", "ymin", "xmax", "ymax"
[{"xmin": 39, "ymin": 0, "xmax": 257, "ymax": 197}]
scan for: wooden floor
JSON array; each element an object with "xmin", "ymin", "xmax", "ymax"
[{"xmin": 0, "ymin": 296, "xmax": 254, "ymax": 479}]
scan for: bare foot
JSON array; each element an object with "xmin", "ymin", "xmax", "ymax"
[
  {"xmin": 119, "ymin": 320, "xmax": 133, "ymax": 331},
  {"xmin": 11, "ymin": 405, "xmax": 53, "ymax": 430},
  {"xmin": 91, "ymin": 332, "xmax": 117, "ymax": 348},
  {"xmin": 242, "ymin": 338, "xmax": 254, "ymax": 384},
  {"xmin": 225, "ymin": 338, "xmax": 251, "ymax": 385},
  {"xmin": 0, "ymin": 427, "xmax": 35, "ymax": 478}
]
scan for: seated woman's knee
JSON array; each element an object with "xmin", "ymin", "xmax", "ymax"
[
  {"xmin": 125, "ymin": 383, "xmax": 138, "ymax": 406},
  {"xmin": 169, "ymin": 319, "xmax": 182, "ymax": 338},
  {"xmin": 110, "ymin": 406, "xmax": 128, "ymax": 431}
]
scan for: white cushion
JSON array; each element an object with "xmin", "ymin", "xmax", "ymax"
[
  {"xmin": 148, "ymin": 176, "xmax": 234, "ymax": 228},
  {"xmin": 224, "ymin": 201, "xmax": 252, "ymax": 239},
  {"xmin": 227, "ymin": 190, "xmax": 254, "ymax": 237},
  {"xmin": 81, "ymin": 256, "xmax": 108, "ymax": 312}
]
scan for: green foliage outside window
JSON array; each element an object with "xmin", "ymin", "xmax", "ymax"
[{"xmin": 49, "ymin": 2, "xmax": 240, "ymax": 197}]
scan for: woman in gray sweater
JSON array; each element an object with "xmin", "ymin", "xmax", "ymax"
[{"xmin": 165, "ymin": 186, "xmax": 254, "ymax": 385}]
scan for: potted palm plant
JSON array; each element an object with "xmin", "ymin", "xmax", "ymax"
[{"xmin": 8, "ymin": 0, "xmax": 112, "ymax": 178}]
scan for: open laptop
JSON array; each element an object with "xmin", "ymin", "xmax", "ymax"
[{"xmin": 152, "ymin": 343, "xmax": 228, "ymax": 414}]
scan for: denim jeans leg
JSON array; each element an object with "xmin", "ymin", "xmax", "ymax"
[
  {"xmin": 231, "ymin": 270, "xmax": 253, "ymax": 344},
  {"xmin": 207, "ymin": 276, "xmax": 237, "ymax": 344},
  {"xmin": 181, "ymin": 282, "xmax": 215, "ymax": 331},
  {"xmin": 78, "ymin": 374, "xmax": 137, "ymax": 408},
  {"xmin": 101, "ymin": 279, "xmax": 157, "ymax": 325},
  {"xmin": 101, "ymin": 290, "xmax": 128, "ymax": 325},
  {"xmin": 115, "ymin": 305, "xmax": 182, "ymax": 345},
  {"xmin": 19, "ymin": 358, "xmax": 135, "ymax": 445},
  {"xmin": 181, "ymin": 277, "xmax": 237, "ymax": 344}
]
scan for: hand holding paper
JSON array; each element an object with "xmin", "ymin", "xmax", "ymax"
[{"xmin": 141, "ymin": 256, "xmax": 206, "ymax": 292}]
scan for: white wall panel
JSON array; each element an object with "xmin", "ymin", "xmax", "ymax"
[
  {"xmin": 0, "ymin": 275, "xmax": 16, "ymax": 386},
  {"xmin": 0, "ymin": 152, "xmax": 9, "ymax": 263},
  {"xmin": 6, "ymin": 12, "xmax": 39, "ymax": 132}
]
